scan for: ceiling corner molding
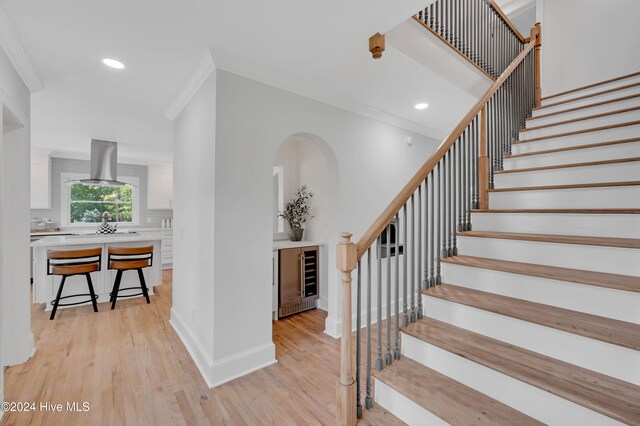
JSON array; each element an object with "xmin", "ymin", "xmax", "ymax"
[
  {"xmin": 164, "ymin": 50, "xmax": 216, "ymax": 121},
  {"xmin": 0, "ymin": 5, "xmax": 44, "ymax": 93},
  {"xmin": 0, "ymin": 87, "xmax": 28, "ymax": 126}
]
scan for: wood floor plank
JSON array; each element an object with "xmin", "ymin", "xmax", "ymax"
[
  {"xmin": 423, "ymin": 284, "xmax": 640, "ymax": 350},
  {"xmin": 441, "ymin": 255, "xmax": 640, "ymax": 293},
  {"xmin": 495, "ymin": 156, "xmax": 640, "ymax": 174},
  {"xmin": 403, "ymin": 318, "xmax": 640, "ymax": 425},
  {"xmin": 374, "ymin": 357, "xmax": 543, "ymax": 425},
  {"xmin": 1, "ymin": 271, "xmax": 404, "ymax": 426},
  {"xmin": 457, "ymin": 230, "xmax": 640, "ymax": 249}
]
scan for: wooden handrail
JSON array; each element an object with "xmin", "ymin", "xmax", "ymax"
[
  {"xmin": 487, "ymin": 0, "xmax": 528, "ymax": 43},
  {"xmin": 355, "ymin": 27, "xmax": 539, "ymax": 260}
]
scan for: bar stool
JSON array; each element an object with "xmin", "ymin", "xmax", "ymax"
[
  {"xmin": 47, "ymin": 248, "xmax": 101, "ymax": 320},
  {"xmin": 107, "ymin": 246, "xmax": 154, "ymax": 309}
]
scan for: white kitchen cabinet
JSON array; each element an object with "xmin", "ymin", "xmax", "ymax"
[
  {"xmin": 147, "ymin": 163, "xmax": 173, "ymax": 210},
  {"xmin": 30, "ymin": 151, "xmax": 51, "ymax": 209},
  {"xmin": 136, "ymin": 230, "xmax": 173, "ymax": 269}
]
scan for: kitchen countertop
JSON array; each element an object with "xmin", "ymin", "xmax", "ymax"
[
  {"xmin": 31, "ymin": 233, "xmax": 164, "ymax": 248},
  {"xmin": 30, "ymin": 227, "xmax": 173, "ymax": 237},
  {"xmin": 273, "ymin": 240, "xmax": 323, "ymax": 250}
]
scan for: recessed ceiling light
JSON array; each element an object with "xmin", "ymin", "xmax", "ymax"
[
  {"xmin": 414, "ymin": 103, "xmax": 429, "ymax": 110},
  {"xmin": 102, "ymin": 58, "xmax": 125, "ymax": 69}
]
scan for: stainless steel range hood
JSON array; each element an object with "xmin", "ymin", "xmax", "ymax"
[{"xmin": 77, "ymin": 139, "xmax": 127, "ymax": 187}]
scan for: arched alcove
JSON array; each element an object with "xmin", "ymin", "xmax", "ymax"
[{"xmin": 271, "ymin": 132, "xmax": 339, "ymax": 321}]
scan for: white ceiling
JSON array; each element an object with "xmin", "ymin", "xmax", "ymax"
[{"xmin": 1, "ymin": 0, "xmax": 480, "ymax": 162}]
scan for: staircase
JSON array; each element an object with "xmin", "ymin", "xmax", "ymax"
[{"xmin": 372, "ymin": 72, "xmax": 640, "ymax": 424}]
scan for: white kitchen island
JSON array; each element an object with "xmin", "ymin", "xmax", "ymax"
[{"xmin": 31, "ymin": 234, "xmax": 163, "ymax": 311}]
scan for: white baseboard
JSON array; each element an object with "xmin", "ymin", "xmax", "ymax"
[
  {"xmin": 169, "ymin": 307, "xmax": 215, "ymax": 387},
  {"xmin": 210, "ymin": 342, "xmax": 277, "ymax": 388},
  {"xmin": 170, "ymin": 307, "xmax": 277, "ymax": 388}
]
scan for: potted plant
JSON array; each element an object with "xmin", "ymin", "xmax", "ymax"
[{"xmin": 279, "ymin": 185, "xmax": 313, "ymax": 241}]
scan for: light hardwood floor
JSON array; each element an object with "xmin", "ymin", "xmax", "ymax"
[{"xmin": 1, "ymin": 271, "xmax": 403, "ymax": 426}]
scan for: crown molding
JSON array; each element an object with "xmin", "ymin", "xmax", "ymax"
[
  {"xmin": 164, "ymin": 50, "xmax": 216, "ymax": 121},
  {"xmin": 0, "ymin": 87, "xmax": 28, "ymax": 126},
  {"xmin": 0, "ymin": 4, "xmax": 44, "ymax": 93},
  {"xmin": 213, "ymin": 53, "xmax": 445, "ymax": 141}
]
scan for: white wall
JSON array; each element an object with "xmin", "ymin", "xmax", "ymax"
[
  {"xmin": 170, "ymin": 71, "xmax": 217, "ymax": 386},
  {"xmin": 0, "ymin": 44, "xmax": 33, "ymax": 411},
  {"xmin": 213, "ymin": 69, "xmax": 439, "ymax": 370},
  {"xmin": 172, "ymin": 67, "xmax": 441, "ymax": 388},
  {"xmin": 540, "ymin": 0, "xmax": 640, "ymax": 95},
  {"xmin": 30, "ymin": 85, "xmax": 173, "ymax": 164}
]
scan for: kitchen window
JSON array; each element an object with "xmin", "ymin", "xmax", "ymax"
[{"xmin": 61, "ymin": 173, "xmax": 140, "ymax": 226}]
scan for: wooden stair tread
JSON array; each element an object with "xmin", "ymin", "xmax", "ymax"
[
  {"xmin": 456, "ymin": 230, "xmax": 640, "ymax": 249},
  {"xmin": 528, "ymin": 93, "xmax": 640, "ymax": 121},
  {"xmin": 506, "ymin": 137, "xmax": 640, "ymax": 159},
  {"xmin": 521, "ymin": 106, "xmax": 640, "ymax": 133},
  {"xmin": 422, "ymin": 284, "xmax": 640, "ymax": 350},
  {"xmin": 373, "ymin": 357, "xmax": 543, "ymax": 425},
  {"xmin": 513, "ymin": 120, "xmax": 640, "ymax": 144},
  {"xmin": 472, "ymin": 208, "xmax": 640, "ymax": 214},
  {"xmin": 403, "ymin": 318, "xmax": 640, "ymax": 424},
  {"xmin": 489, "ymin": 180, "xmax": 640, "ymax": 192},
  {"xmin": 441, "ymin": 255, "xmax": 640, "ymax": 293},
  {"xmin": 541, "ymin": 71, "xmax": 640, "ymax": 102},
  {"xmin": 534, "ymin": 81, "xmax": 640, "ymax": 111},
  {"xmin": 495, "ymin": 156, "xmax": 640, "ymax": 173}
]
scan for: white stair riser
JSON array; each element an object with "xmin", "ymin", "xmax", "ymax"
[
  {"xmin": 471, "ymin": 212, "xmax": 640, "ymax": 238},
  {"xmin": 421, "ymin": 296, "xmax": 640, "ymax": 386},
  {"xmin": 504, "ymin": 141, "xmax": 640, "ymax": 169},
  {"xmin": 374, "ymin": 379, "xmax": 449, "ymax": 426},
  {"xmin": 536, "ymin": 85, "xmax": 640, "ymax": 115},
  {"xmin": 442, "ymin": 262, "xmax": 640, "ymax": 324},
  {"xmin": 495, "ymin": 161, "xmax": 640, "ymax": 187},
  {"xmin": 511, "ymin": 124, "xmax": 640, "ymax": 154},
  {"xmin": 520, "ymin": 110, "xmax": 640, "ymax": 140},
  {"xmin": 489, "ymin": 185, "xmax": 640, "ymax": 210},
  {"xmin": 402, "ymin": 333, "xmax": 623, "ymax": 425},
  {"xmin": 528, "ymin": 96, "xmax": 640, "ymax": 127},
  {"xmin": 457, "ymin": 235, "xmax": 640, "ymax": 276},
  {"xmin": 540, "ymin": 75, "xmax": 640, "ymax": 106}
]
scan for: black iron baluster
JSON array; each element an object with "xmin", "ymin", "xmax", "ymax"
[
  {"xmin": 409, "ymin": 194, "xmax": 415, "ymax": 322},
  {"xmin": 416, "ymin": 184, "xmax": 423, "ymax": 320}
]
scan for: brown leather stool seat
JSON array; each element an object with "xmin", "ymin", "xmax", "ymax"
[
  {"xmin": 107, "ymin": 246, "xmax": 154, "ymax": 309},
  {"xmin": 47, "ymin": 248, "xmax": 102, "ymax": 320}
]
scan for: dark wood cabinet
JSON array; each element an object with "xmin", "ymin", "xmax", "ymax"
[{"xmin": 278, "ymin": 246, "xmax": 319, "ymax": 317}]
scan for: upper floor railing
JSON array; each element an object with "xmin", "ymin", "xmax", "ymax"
[
  {"xmin": 415, "ymin": 0, "xmax": 528, "ymax": 79},
  {"xmin": 339, "ymin": 20, "xmax": 541, "ymax": 426}
]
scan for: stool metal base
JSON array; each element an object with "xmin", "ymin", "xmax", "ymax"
[
  {"xmin": 50, "ymin": 273, "xmax": 99, "ymax": 320},
  {"xmin": 110, "ymin": 268, "xmax": 151, "ymax": 310}
]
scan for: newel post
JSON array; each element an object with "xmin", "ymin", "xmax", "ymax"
[
  {"xmin": 533, "ymin": 22, "xmax": 542, "ymax": 107},
  {"xmin": 478, "ymin": 106, "xmax": 489, "ymax": 209},
  {"xmin": 336, "ymin": 232, "xmax": 357, "ymax": 426}
]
